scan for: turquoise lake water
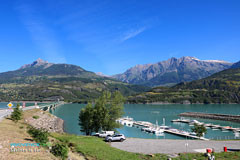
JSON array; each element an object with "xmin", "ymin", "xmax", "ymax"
[{"xmin": 51, "ymin": 104, "xmax": 240, "ymax": 140}]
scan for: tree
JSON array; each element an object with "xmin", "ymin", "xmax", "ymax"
[
  {"xmin": 11, "ymin": 104, "xmax": 22, "ymax": 122},
  {"xmin": 104, "ymin": 91, "xmax": 124, "ymax": 131},
  {"xmin": 79, "ymin": 91, "xmax": 125, "ymax": 135},
  {"xmin": 79, "ymin": 103, "xmax": 95, "ymax": 135},
  {"xmin": 191, "ymin": 123, "xmax": 207, "ymax": 137},
  {"xmin": 93, "ymin": 91, "xmax": 111, "ymax": 132}
]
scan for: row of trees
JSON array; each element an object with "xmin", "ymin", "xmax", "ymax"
[{"xmin": 79, "ymin": 91, "xmax": 125, "ymax": 135}]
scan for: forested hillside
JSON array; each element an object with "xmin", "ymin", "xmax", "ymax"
[
  {"xmin": 0, "ymin": 59, "xmax": 149, "ymax": 102},
  {"xmin": 128, "ymin": 67, "xmax": 240, "ymax": 104}
]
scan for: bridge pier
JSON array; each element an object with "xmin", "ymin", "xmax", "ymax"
[{"xmin": 38, "ymin": 101, "xmax": 64, "ymax": 111}]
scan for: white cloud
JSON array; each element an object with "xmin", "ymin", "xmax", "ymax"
[{"xmin": 120, "ymin": 27, "xmax": 146, "ymax": 42}]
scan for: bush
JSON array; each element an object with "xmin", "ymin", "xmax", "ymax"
[
  {"xmin": 32, "ymin": 115, "xmax": 39, "ymax": 119},
  {"xmin": 27, "ymin": 127, "xmax": 49, "ymax": 145},
  {"xmin": 11, "ymin": 104, "xmax": 22, "ymax": 122},
  {"xmin": 51, "ymin": 143, "xmax": 69, "ymax": 160}
]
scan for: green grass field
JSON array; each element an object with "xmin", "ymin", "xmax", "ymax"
[{"xmin": 52, "ymin": 133, "xmax": 240, "ymax": 160}]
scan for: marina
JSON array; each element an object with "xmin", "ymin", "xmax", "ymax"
[
  {"xmin": 117, "ymin": 117, "xmax": 209, "ymax": 140},
  {"xmin": 51, "ymin": 103, "xmax": 240, "ymax": 140},
  {"xmin": 179, "ymin": 112, "xmax": 240, "ymax": 123},
  {"xmin": 171, "ymin": 118, "xmax": 240, "ymax": 133}
]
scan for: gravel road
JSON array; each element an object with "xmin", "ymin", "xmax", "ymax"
[{"xmin": 111, "ymin": 138, "xmax": 240, "ymax": 154}]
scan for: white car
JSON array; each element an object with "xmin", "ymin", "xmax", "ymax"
[
  {"xmin": 95, "ymin": 131, "xmax": 115, "ymax": 138},
  {"xmin": 105, "ymin": 134, "xmax": 126, "ymax": 142}
]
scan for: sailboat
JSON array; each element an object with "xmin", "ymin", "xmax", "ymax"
[{"xmin": 153, "ymin": 118, "xmax": 168, "ymax": 135}]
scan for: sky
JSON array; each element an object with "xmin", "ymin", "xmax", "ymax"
[{"xmin": 0, "ymin": 0, "xmax": 240, "ymax": 75}]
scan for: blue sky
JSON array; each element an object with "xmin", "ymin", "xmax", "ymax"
[{"xmin": 0, "ymin": 0, "xmax": 240, "ymax": 75}]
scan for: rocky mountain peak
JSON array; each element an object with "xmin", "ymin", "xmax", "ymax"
[
  {"xmin": 180, "ymin": 56, "xmax": 199, "ymax": 61},
  {"xmin": 113, "ymin": 56, "xmax": 233, "ymax": 86},
  {"xmin": 36, "ymin": 58, "xmax": 47, "ymax": 64},
  {"xmin": 20, "ymin": 58, "xmax": 53, "ymax": 69},
  {"xmin": 177, "ymin": 56, "xmax": 230, "ymax": 64}
]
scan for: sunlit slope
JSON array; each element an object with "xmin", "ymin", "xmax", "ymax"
[
  {"xmin": 0, "ymin": 59, "xmax": 149, "ymax": 102},
  {"xmin": 128, "ymin": 67, "xmax": 240, "ymax": 104}
]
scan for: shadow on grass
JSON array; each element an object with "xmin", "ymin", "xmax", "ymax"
[{"xmin": 24, "ymin": 138, "xmax": 33, "ymax": 142}]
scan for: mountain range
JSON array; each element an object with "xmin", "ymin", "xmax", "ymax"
[
  {"xmin": 0, "ymin": 59, "xmax": 149, "ymax": 102},
  {"xmin": 0, "ymin": 57, "xmax": 239, "ymax": 103},
  {"xmin": 128, "ymin": 60, "xmax": 240, "ymax": 104},
  {"xmin": 113, "ymin": 56, "xmax": 233, "ymax": 87}
]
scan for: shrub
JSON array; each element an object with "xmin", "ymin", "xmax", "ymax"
[
  {"xmin": 51, "ymin": 143, "xmax": 69, "ymax": 160},
  {"xmin": 27, "ymin": 127, "xmax": 49, "ymax": 145},
  {"xmin": 11, "ymin": 104, "xmax": 22, "ymax": 122},
  {"xmin": 32, "ymin": 115, "xmax": 39, "ymax": 119}
]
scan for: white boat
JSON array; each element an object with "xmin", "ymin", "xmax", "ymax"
[
  {"xmin": 234, "ymin": 132, "xmax": 240, "ymax": 138},
  {"xmin": 155, "ymin": 132, "xmax": 165, "ymax": 136},
  {"xmin": 152, "ymin": 126, "xmax": 165, "ymax": 134},
  {"xmin": 171, "ymin": 119, "xmax": 180, "ymax": 122},
  {"xmin": 154, "ymin": 129, "xmax": 164, "ymax": 134},
  {"xmin": 142, "ymin": 119, "xmax": 169, "ymax": 135},
  {"xmin": 204, "ymin": 123, "xmax": 212, "ymax": 128},
  {"xmin": 145, "ymin": 127, "xmax": 154, "ymax": 133},
  {"xmin": 141, "ymin": 127, "xmax": 149, "ymax": 132},
  {"xmin": 190, "ymin": 132, "xmax": 197, "ymax": 136},
  {"xmin": 190, "ymin": 120, "xmax": 200, "ymax": 124},
  {"xmin": 116, "ymin": 117, "xmax": 134, "ymax": 127},
  {"xmin": 211, "ymin": 125, "xmax": 220, "ymax": 130}
]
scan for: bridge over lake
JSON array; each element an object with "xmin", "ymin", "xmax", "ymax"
[{"xmin": 0, "ymin": 101, "xmax": 64, "ymax": 121}]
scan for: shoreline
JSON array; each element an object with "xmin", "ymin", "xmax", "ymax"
[
  {"xmin": 2, "ymin": 107, "xmax": 240, "ymax": 158},
  {"xmin": 24, "ymin": 109, "xmax": 64, "ymax": 133},
  {"xmin": 0, "ymin": 101, "xmax": 239, "ymax": 105},
  {"xmin": 127, "ymin": 102, "xmax": 239, "ymax": 105}
]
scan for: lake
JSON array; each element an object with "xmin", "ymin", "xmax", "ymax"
[{"xmin": 51, "ymin": 103, "xmax": 240, "ymax": 140}]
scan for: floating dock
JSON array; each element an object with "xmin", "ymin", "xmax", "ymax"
[
  {"xmin": 179, "ymin": 112, "xmax": 240, "ymax": 123},
  {"xmin": 171, "ymin": 118, "xmax": 240, "ymax": 132},
  {"xmin": 117, "ymin": 117, "xmax": 209, "ymax": 140},
  {"xmin": 164, "ymin": 129, "xmax": 209, "ymax": 140}
]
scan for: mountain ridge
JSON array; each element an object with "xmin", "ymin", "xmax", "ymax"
[
  {"xmin": 20, "ymin": 58, "xmax": 54, "ymax": 69},
  {"xmin": 0, "ymin": 59, "xmax": 149, "ymax": 102},
  {"xmin": 113, "ymin": 56, "xmax": 233, "ymax": 87},
  {"xmin": 128, "ymin": 60, "xmax": 240, "ymax": 104},
  {"xmin": 231, "ymin": 60, "xmax": 240, "ymax": 69}
]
